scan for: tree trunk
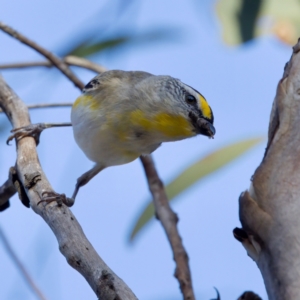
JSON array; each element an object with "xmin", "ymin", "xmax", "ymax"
[{"xmin": 236, "ymin": 40, "xmax": 300, "ymax": 299}]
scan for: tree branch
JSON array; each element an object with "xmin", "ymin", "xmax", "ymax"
[
  {"xmin": 0, "ymin": 225, "xmax": 48, "ymax": 300},
  {"xmin": 0, "ymin": 55, "xmax": 107, "ymax": 73},
  {"xmin": 0, "ymin": 103, "xmax": 73, "ymax": 113},
  {"xmin": 140, "ymin": 155, "xmax": 195, "ymax": 300},
  {"xmin": 235, "ymin": 39, "xmax": 300, "ymax": 299},
  {"xmin": 0, "ymin": 75, "xmax": 137, "ymax": 299},
  {"xmin": 26, "ymin": 102, "xmax": 73, "ymax": 109},
  {"xmin": 0, "ymin": 22, "xmax": 84, "ymax": 90}
]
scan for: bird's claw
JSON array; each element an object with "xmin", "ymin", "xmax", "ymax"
[
  {"xmin": 7, "ymin": 123, "xmax": 48, "ymax": 145},
  {"xmin": 37, "ymin": 192, "xmax": 74, "ymax": 207}
]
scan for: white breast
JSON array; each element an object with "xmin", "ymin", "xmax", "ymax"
[{"xmin": 71, "ymin": 105, "xmax": 142, "ymax": 167}]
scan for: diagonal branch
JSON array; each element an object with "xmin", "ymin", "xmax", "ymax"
[
  {"xmin": 140, "ymin": 155, "xmax": 195, "ymax": 300},
  {"xmin": 26, "ymin": 103, "xmax": 73, "ymax": 109},
  {"xmin": 0, "ymin": 22, "xmax": 84, "ymax": 90},
  {"xmin": 0, "ymin": 103, "xmax": 73, "ymax": 113},
  {"xmin": 0, "ymin": 75, "xmax": 137, "ymax": 300},
  {"xmin": 0, "ymin": 225, "xmax": 48, "ymax": 300},
  {"xmin": 0, "ymin": 55, "xmax": 107, "ymax": 73}
]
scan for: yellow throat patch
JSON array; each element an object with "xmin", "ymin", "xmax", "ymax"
[
  {"xmin": 129, "ymin": 110, "xmax": 194, "ymax": 139},
  {"xmin": 73, "ymin": 95, "xmax": 100, "ymax": 111}
]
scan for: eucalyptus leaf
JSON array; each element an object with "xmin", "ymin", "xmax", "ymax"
[
  {"xmin": 67, "ymin": 37, "xmax": 130, "ymax": 57},
  {"xmin": 216, "ymin": 0, "xmax": 262, "ymax": 45},
  {"xmin": 129, "ymin": 137, "xmax": 264, "ymax": 241},
  {"xmin": 216, "ymin": 0, "xmax": 300, "ymax": 46},
  {"xmin": 66, "ymin": 29, "xmax": 179, "ymax": 58}
]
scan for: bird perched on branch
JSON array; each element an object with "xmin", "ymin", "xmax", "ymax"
[{"xmin": 8, "ymin": 70, "xmax": 215, "ymax": 206}]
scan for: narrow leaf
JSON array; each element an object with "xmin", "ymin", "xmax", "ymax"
[
  {"xmin": 216, "ymin": 0, "xmax": 300, "ymax": 46},
  {"xmin": 67, "ymin": 37, "xmax": 130, "ymax": 57},
  {"xmin": 66, "ymin": 29, "xmax": 179, "ymax": 58},
  {"xmin": 237, "ymin": 0, "xmax": 262, "ymax": 43},
  {"xmin": 129, "ymin": 137, "xmax": 264, "ymax": 241}
]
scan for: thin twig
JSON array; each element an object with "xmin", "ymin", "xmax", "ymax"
[
  {"xmin": 140, "ymin": 155, "xmax": 195, "ymax": 300},
  {"xmin": 0, "ymin": 55, "xmax": 107, "ymax": 73},
  {"xmin": 0, "ymin": 61, "xmax": 51, "ymax": 69},
  {"xmin": 64, "ymin": 56, "xmax": 107, "ymax": 73},
  {"xmin": 0, "ymin": 103, "xmax": 73, "ymax": 113},
  {"xmin": 0, "ymin": 225, "xmax": 48, "ymax": 300},
  {"xmin": 0, "ymin": 22, "xmax": 84, "ymax": 90},
  {"xmin": 27, "ymin": 103, "xmax": 73, "ymax": 109}
]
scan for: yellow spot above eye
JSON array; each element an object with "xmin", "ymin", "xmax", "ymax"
[
  {"xmin": 198, "ymin": 94, "xmax": 212, "ymax": 120},
  {"xmin": 73, "ymin": 95, "xmax": 100, "ymax": 111},
  {"xmin": 129, "ymin": 110, "xmax": 194, "ymax": 139}
]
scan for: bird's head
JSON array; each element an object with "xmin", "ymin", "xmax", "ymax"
[
  {"xmin": 155, "ymin": 76, "xmax": 216, "ymax": 138},
  {"xmin": 75, "ymin": 71, "xmax": 216, "ymax": 141}
]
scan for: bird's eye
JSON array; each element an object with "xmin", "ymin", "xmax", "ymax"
[{"xmin": 186, "ymin": 94, "xmax": 196, "ymax": 104}]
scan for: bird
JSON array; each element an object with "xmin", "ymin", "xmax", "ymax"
[{"xmin": 8, "ymin": 70, "xmax": 215, "ymax": 206}]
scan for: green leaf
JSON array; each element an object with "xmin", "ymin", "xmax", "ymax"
[
  {"xmin": 216, "ymin": 0, "xmax": 243, "ymax": 45},
  {"xmin": 237, "ymin": 0, "xmax": 262, "ymax": 43},
  {"xmin": 129, "ymin": 137, "xmax": 264, "ymax": 241},
  {"xmin": 216, "ymin": 0, "xmax": 262, "ymax": 45},
  {"xmin": 67, "ymin": 37, "xmax": 130, "ymax": 57},
  {"xmin": 216, "ymin": 0, "xmax": 300, "ymax": 46},
  {"xmin": 67, "ymin": 29, "xmax": 179, "ymax": 58}
]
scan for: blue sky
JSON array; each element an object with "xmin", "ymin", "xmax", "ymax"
[{"xmin": 0, "ymin": 0, "xmax": 291, "ymax": 299}]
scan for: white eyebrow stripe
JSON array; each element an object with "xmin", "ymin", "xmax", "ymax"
[{"xmin": 183, "ymin": 84, "xmax": 204, "ymax": 98}]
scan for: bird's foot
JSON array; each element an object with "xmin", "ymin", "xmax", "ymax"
[
  {"xmin": 37, "ymin": 191, "xmax": 74, "ymax": 207},
  {"xmin": 7, "ymin": 123, "xmax": 48, "ymax": 145}
]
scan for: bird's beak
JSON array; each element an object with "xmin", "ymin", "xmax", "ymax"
[
  {"xmin": 196, "ymin": 118, "xmax": 215, "ymax": 138},
  {"xmin": 189, "ymin": 111, "xmax": 216, "ymax": 138}
]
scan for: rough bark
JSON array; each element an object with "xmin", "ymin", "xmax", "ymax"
[{"xmin": 236, "ymin": 40, "xmax": 300, "ymax": 299}]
